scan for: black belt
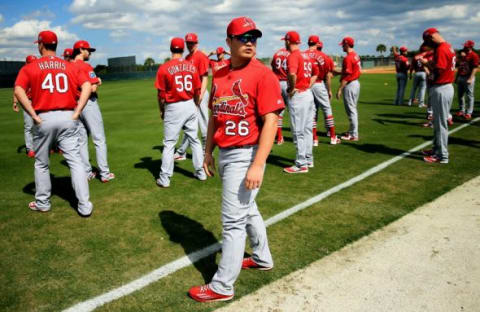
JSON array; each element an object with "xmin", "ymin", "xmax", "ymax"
[
  {"xmin": 35, "ymin": 108, "xmax": 73, "ymax": 114},
  {"xmin": 221, "ymin": 144, "xmax": 257, "ymax": 150}
]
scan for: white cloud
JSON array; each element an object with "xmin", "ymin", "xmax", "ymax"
[
  {"xmin": 22, "ymin": 9, "xmax": 56, "ymax": 20},
  {"xmin": 335, "ymin": 10, "xmax": 350, "ymax": 19},
  {"xmin": 406, "ymin": 5, "xmax": 467, "ymax": 21}
]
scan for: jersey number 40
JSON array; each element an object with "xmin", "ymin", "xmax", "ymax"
[{"xmin": 41, "ymin": 73, "xmax": 68, "ymax": 93}]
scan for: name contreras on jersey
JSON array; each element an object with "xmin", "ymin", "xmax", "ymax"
[
  {"xmin": 38, "ymin": 61, "xmax": 67, "ymax": 71},
  {"xmin": 167, "ymin": 63, "xmax": 196, "ymax": 75}
]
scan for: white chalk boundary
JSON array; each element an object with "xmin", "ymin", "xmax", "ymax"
[{"xmin": 63, "ymin": 117, "xmax": 479, "ymax": 312}]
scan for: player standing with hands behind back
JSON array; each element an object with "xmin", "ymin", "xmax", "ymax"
[{"xmin": 188, "ymin": 16, "xmax": 284, "ymax": 302}]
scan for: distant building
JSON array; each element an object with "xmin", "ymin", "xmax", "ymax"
[
  {"xmin": 0, "ymin": 61, "xmax": 25, "ymax": 88},
  {"xmin": 107, "ymin": 56, "xmax": 136, "ymax": 72}
]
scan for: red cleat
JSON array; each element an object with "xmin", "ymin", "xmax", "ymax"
[
  {"xmin": 464, "ymin": 114, "xmax": 472, "ymax": 120},
  {"xmin": 455, "ymin": 111, "xmax": 464, "ymax": 117},
  {"xmin": 277, "ymin": 137, "xmax": 284, "ymax": 145},
  {"xmin": 242, "ymin": 257, "xmax": 273, "ymax": 271},
  {"xmin": 188, "ymin": 284, "xmax": 233, "ymax": 302},
  {"xmin": 447, "ymin": 117, "xmax": 453, "ymax": 126},
  {"xmin": 340, "ymin": 133, "xmax": 359, "ymax": 141},
  {"xmin": 283, "ymin": 165, "xmax": 308, "ymax": 174},
  {"xmin": 424, "ymin": 155, "xmax": 448, "ymax": 164},
  {"xmin": 27, "ymin": 150, "xmax": 35, "ymax": 158},
  {"xmin": 101, "ymin": 172, "xmax": 115, "ymax": 183}
]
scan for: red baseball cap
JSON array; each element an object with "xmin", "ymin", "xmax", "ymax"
[
  {"xmin": 464, "ymin": 40, "xmax": 475, "ymax": 48},
  {"xmin": 282, "ymin": 31, "xmax": 301, "ymax": 44},
  {"xmin": 34, "ymin": 30, "xmax": 57, "ymax": 45},
  {"xmin": 63, "ymin": 48, "xmax": 73, "ymax": 57},
  {"xmin": 339, "ymin": 36, "xmax": 354, "ymax": 47},
  {"xmin": 400, "ymin": 46, "xmax": 408, "ymax": 52},
  {"xmin": 185, "ymin": 33, "xmax": 198, "ymax": 43},
  {"xmin": 25, "ymin": 55, "xmax": 37, "ymax": 64},
  {"xmin": 317, "ymin": 40, "xmax": 324, "ymax": 48},
  {"xmin": 227, "ymin": 16, "xmax": 262, "ymax": 37},
  {"xmin": 422, "ymin": 27, "xmax": 438, "ymax": 40},
  {"xmin": 74, "ymin": 40, "xmax": 96, "ymax": 52},
  {"xmin": 216, "ymin": 47, "xmax": 225, "ymax": 55},
  {"xmin": 170, "ymin": 37, "xmax": 185, "ymax": 50},
  {"xmin": 308, "ymin": 35, "xmax": 319, "ymax": 45}
]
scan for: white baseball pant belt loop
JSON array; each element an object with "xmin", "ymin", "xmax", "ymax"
[
  {"xmin": 157, "ymin": 99, "xmax": 205, "ymax": 186},
  {"xmin": 176, "ymin": 89, "xmax": 209, "ymax": 155},
  {"xmin": 33, "ymin": 110, "xmax": 92, "ymax": 215},
  {"xmin": 209, "ymin": 145, "xmax": 273, "ymax": 296},
  {"xmin": 343, "ymin": 79, "xmax": 360, "ymax": 138},
  {"xmin": 79, "ymin": 98, "xmax": 111, "ymax": 179},
  {"xmin": 430, "ymin": 83, "xmax": 454, "ymax": 162},
  {"xmin": 288, "ymin": 89, "xmax": 314, "ymax": 167}
]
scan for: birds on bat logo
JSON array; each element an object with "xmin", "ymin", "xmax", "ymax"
[{"xmin": 211, "ymin": 79, "xmax": 248, "ymax": 118}]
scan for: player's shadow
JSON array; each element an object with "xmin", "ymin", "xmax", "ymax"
[
  {"xmin": 358, "ymin": 99, "xmax": 395, "ymax": 106},
  {"xmin": 16, "ymin": 145, "xmax": 27, "ymax": 154},
  {"xmin": 375, "ymin": 112, "xmax": 426, "ymax": 119},
  {"xmin": 345, "ymin": 143, "xmax": 420, "ymax": 160},
  {"xmin": 22, "ymin": 175, "xmax": 77, "ymax": 209},
  {"xmin": 159, "ymin": 210, "xmax": 219, "ymax": 282},
  {"xmin": 371, "ymin": 118, "xmax": 424, "ymax": 127},
  {"xmin": 409, "ymin": 134, "xmax": 480, "ymax": 149},
  {"xmin": 266, "ymin": 153, "xmax": 293, "ymax": 168},
  {"xmin": 134, "ymin": 156, "xmax": 195, "ymax": 179}
]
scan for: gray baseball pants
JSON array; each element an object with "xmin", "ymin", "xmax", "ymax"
[
  {"xmin": 289, "ymin": 90, "xmax": 314, "ymax": 167},
  {"xmin": 431, "ymin": 84, "xmax": 454, "ymax": 162},
  {"xmin": 209, "ymin": 146, "xmax": 273, "ymax": 296},
  {"xmin": 157, "ymin": 99, "xmax": 205, "ymax": 186},
  {"xmin": 176, "ymin": 90, "xmax": 209, "ymax": 154},
  {"xmin": 457, "ymin": 76, "xmax": 475, "ymax": 114},
  {"xmin": 23, "ymin": 110, "xmax": 34, "ymax": 151},
  {"xmin": 343, "ymin": 80, "xmax": 360, "ymax": 137},
  {"xmin": 278, "ymin": 81, "xmax": 289, "ymax": 130},
  {"xmin": 312, "ymin": 82, "xmax": 333, "ymax": 130},
  {"xmin": 32, "ymin": 110, "xmax": 92, "ymax": 215},
  {"xmin": 79, "ymin": 98, "xmax": 111, "ymax": 179},
  {"xmin": 410, "ymin": 72, "xmax": 427, "ymax": 105},
  {"xmin": 395, "ymin": 73, "xmax": 407, "ymax": 105}
]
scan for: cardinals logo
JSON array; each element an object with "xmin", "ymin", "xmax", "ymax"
[{"xmin": 212, "ymin": 79, "xmax": 249, "ymax": 117}]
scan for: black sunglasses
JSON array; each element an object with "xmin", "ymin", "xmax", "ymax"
[{"xmin": 230, "ymin": 33, "xmax": 258, "ymax": 44}]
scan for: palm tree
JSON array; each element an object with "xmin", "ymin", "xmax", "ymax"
[
  {"xmin": 376, "ymin": 44, "xmax": 387, "ymax": 56},
  {"xmin": 144, "ymin": 57, "xmax": 155, "ymax": 67}
]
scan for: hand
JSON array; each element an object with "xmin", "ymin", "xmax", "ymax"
[
  {"xmin": 288, "ymin": 88, "xmax": 297, "ymax": 98},
  {"xmin": 203, "ymin": 153, "xmax": 216, "ymax": 177},
  {"xmin": 328, "ymin": 90, "xmax": 333, "ymax": 100},
  {"xmin": 33, "ymin": 116, "xmax": 43, "ymax": 125},
  {"xmin": 245, "ymin": 164, "xmax": 264, "ymax": 190},
  {"xmin": 72, "ymin": 112, "xmax": 80, "ymax": 120},
  {"xmin": 97, "ymin": 77, "xmax": 102, "ymax": 85},
  {"xmin": 336, "ymin": 89, "xmax": 342, "ymax": 100},
  {"xmin": 12, "ymin": 102, "xmax": 19, "ymax": 112},
  {"xmin": 467, "ymin": 78, "xmax": 473, "ymax": 84},
  {"xmin": 419, "ymin": 58, "xmax": 428, "ymax": 65}
]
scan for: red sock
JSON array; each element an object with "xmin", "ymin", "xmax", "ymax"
[
  {"xmin": 277, "ymin": 127, "xmax": 283, "ymax": 141},
  {"xmin": 329, "ymin": 126, "xmax": 336, "ymax": 138},
  {"xmin": 313, "ymin": 127, "xmax": 318, "ymax": 141}
]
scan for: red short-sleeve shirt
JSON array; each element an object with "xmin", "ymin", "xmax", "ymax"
[
  {"xmin": 15, "ymin": 56, "xmax": 88, "ymax": 112},
  {"xmin": 209, "ymin": 58, "xmax": 285, "ymax": 148},
  {"xmin": 155, "ymin": 58, "xmax": 201, "ymax": 103},
  {"xmin": 209, "ymin": 59, "xmax": 229, "ymax": 76},
  {"xmin": 271, "ymin": 48, "xmax": 290, "ymax": 81},
  {"xmin": 394, "ymin": 53, "xmax": 410, "ymax": 74},
  {"xmin": 287, "ymin": 50, "xmax": 313, "ymax": 91},
  {"xmin": 186, "ymin": 50, "xmax": 209, "ymax": 77},
  {"xmin": 433, "ymin": 42, "xmax": 455, "ymax": 84},
  {"xmin": 459, "ymin": 50, "xmax": 480, "ymax": 77},
  {"xmin": 341, "ymin": 51, "xmax": 361, "ymax": 82}
]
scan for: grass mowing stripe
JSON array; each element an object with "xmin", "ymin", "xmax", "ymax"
[{"xmin": 63, "ymin": 117, "xmax": 479, "ymax": 312}]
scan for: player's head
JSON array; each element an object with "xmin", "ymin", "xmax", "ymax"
[
  {"xmin": 226, "ymin": 16, "xmax": 262, "ymax": 61},
  {"xmin": 339, "ymin": 36, "xmax": 354, "ymax": 52},
  {"xmin": 170, "ymin": 37, "xmax": 185, "ymax": 54},
  {"xmin": 185, "ymin": 33, "xmax": 198, "ymax": 53},
  {"xmin": 63, "ymin": 48, "xmax": 73, "ymax": 61},
  {"xmin": 400, "ymin": 46, "xmax": 408, "ymax": 56},
  {"xmin": 34, "ymin": 30, "xmax": 58, "ymax": 55},
  {"xmin": 282, "ymin": 31, "xmax": 301, "ymax": 50},
  {"xmin": 463, "ymin": 40, "xmax": 475, "ymax": 52},
  {"xmin": 216, "ymin": 46, "xmax": 225, "ymax": 60},
  {"xmin": 422, "ymin": 27, "xmax": 442, "ymax": 47},
  {"xmin": 459, "ymin": 49, "xmax": 467, "ymax": 58},
  {"xmin": 308, "ymin": 35, "xmax": 319, "ymax": 49},
  {"xmin": 317, "ymin": 40, "xmax": 324, "ymax": 51},
  {"xmin": 25, "ymin": 55, "xmax": 37, "ymax": 64},
  {"xmin": 73, "ymin": 40, "xmax": 96, "ymax": 61}
]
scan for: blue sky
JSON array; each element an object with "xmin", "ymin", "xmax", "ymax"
[{"xmin": 1, "ymin": 0, "xmax": 479, "ymax": 66}]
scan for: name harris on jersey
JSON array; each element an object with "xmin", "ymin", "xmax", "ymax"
[{"xmin": 37, "ymin": 59, "xmax": 67, "ymax": 71}]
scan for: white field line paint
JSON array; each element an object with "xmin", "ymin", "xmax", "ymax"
[{"xmin": 64, "ymin": 117, "xmax": 479, "ymax": 312}]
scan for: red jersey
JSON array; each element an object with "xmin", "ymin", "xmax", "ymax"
[
  {"xmin": 186, "ymin": 50, "xmax": 209, "ymax": 77},
  {"xmin": 287, "ymin": 50, "xmax": 315, "ymax": 91},
  {"xmin": 341, "ymin": 51, "xmax": 361, "ymax": 82},
  {"xmin": 71, "ymin": 59, "xmax": 100, "ymax": 98},
  {"xmin": 209, "ymin": 59, "xmax": 229, "ymax": 76},
  {"xmin": 459, "ymin": 50, "xmax": 479, "ymax": 77},
  {"xmin": 15, "ymin": 56, "xmax": 89, "ymax": 112},
  {"xmin": 458, "ymin": 56, "xmax": 469, "ymax": 76},
  {"xmin": 411, "ymin": 53, "xmax": 426, "ymax": 72},
  {"xmin": 271, "ymin": 48, "xmax": 290, "ymax": 81},
  {"xmin": 304, "ymin": 49, "xmax": 332, "ymax": 82},
  {"xmin": 394, "ymin": 53, "xmax": 409, "ymax": 74},
  {"xmin": 433, "ymin": 42, "xmax": 456, "ymax": 84},
  {"xmin": 209, "ymin": 58, "xmax": 285, "ymax": 148},
  {"xmin": 154, "ymin": 58, "xmax": 201, "ymax": 103}
]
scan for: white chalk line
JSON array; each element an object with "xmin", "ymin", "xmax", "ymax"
[{"xmin": 63, "ymin": 117, "xmax": 479, "ymax": 312}]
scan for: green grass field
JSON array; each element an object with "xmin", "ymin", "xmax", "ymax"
[{"xmin": 1, "ymin": 73, "xmax": 479, "ymax": 312}]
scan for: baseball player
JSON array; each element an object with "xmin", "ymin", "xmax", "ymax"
[
  {"xmin": 14, "ymin": 30, "xmax": 93, "ymax": 216},
  {"xmin": 283, "ymin": 31, "xmax": 318, "ymax": 173},
  {"xmin": 408, "ymin": 44, "xmax": 429, "ymax": 107},
  {"xmin": 208, "ymin": 47, "xmax": 230, "ymax": 75},
  {"xmin": 63, "ymin": 48, "xmax": 73, "ymax": 62},
  {"xmin": 173, "ymin": 33, "xmax": 210, "ymax": 161},
  {"xmin": 188, "ymin": 16, "xmax": 284, "ymax": 302},
  {"xmin": 13, "ymin": 55, "xmax": 37, "ymax": 158},
  {"xmin": 305, "ymin": 35, "xmax": 341, "ymax": 145},
  {"xmin": 455, "ymin": 40, "xmax": 479, "ymax": 120},
  {"xmin": 336, "ymin": 37, "xmax": 361, "ymax": 141},
  {"xmin": 72, "ymin": 40, "xmax": 115, "ymax": 182},
  {"xmin": 420, "ymin": 28, "xmax": 456, "ymax": 164},
  {"xmin": 154, "ymin": 37, "xmax": 207, "ymax": 187},
  {"xmin": 270, "ymin": 46, "xmax": 290, "ymax": 145},
  {"xmin": 393, "ymin": 46, "xmax": 410, "ymax": 106}
]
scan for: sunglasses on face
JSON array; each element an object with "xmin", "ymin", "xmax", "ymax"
[{"xmin": 231, "ymin": 34, "xmax": 258, "ymax": 44}]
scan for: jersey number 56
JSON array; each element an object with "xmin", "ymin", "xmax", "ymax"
[{"xmin": 175, "ymin": 75, "xmax": 193, "ymax": 92}]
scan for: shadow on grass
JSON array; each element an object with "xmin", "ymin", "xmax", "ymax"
[
  {"xmin": 358, "ymin": 99, "xmax": 394, "ymax": 106},
  {"xmin": 409, "ymin": 134, "xmax": 480, "ymax": 149},
  {"xmin": 134, "ymin": 156, "xmax": 196, "ymax": 179},
  {"xmin": 375, "ymin": 112, "xmax": 426, "ymax": 119},
  {"xmin": 159, "ymin": 210, "xmax": 218, "ymax": 283},
  {"xmin": 267, "ymin": 153, "xmax": 293, "ymax": 168},
  {"xmin": 16, "ymin": 145, "xmax": 27, "ymax": 154},
  {"xmin": 371, "ymin": 118, "xmax": 425, "ymax": 127},
  {"xmin": 22, "ymin": 175, "xmax": 77, "ymax": 209},
  {"xmin": 344, "ymin": 143, "xmax": 421, "ymax": 160}
]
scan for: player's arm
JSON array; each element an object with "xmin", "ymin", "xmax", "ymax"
[
  {"xmin": 14, "ymin": 86, "xmax": 40, "ymax": 124},
  {"xmin": 336, "ymin": 79, "xmax": 348, "ymax": 100},
  {"xmin": 73, "ymin": 81, "xmax": 93, "ymax": 120},
  {"xmin": 203, "ymin": 115, "xmax": 216, "ymax": 177},
  {"xmin": 157, "ymin": 90, "xmax": 166, "ymax": 120},
  {"xmin": 200, "ymin": 75, "xmax": 208, "ymax": 101},
  {"xmin": 12, "ymin": 93, "xmax": 19, "ymax": 112},
  {"xmin": 468, "ymin": 61, "xmax": 478, "ymax": 84},
  {"xmin": 326, "ymin": 72, "xmax": 333, "ymax": 99},
  {"xmin": 287, "ymin": 73, "xmax": 297, "ymax": 97}
]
